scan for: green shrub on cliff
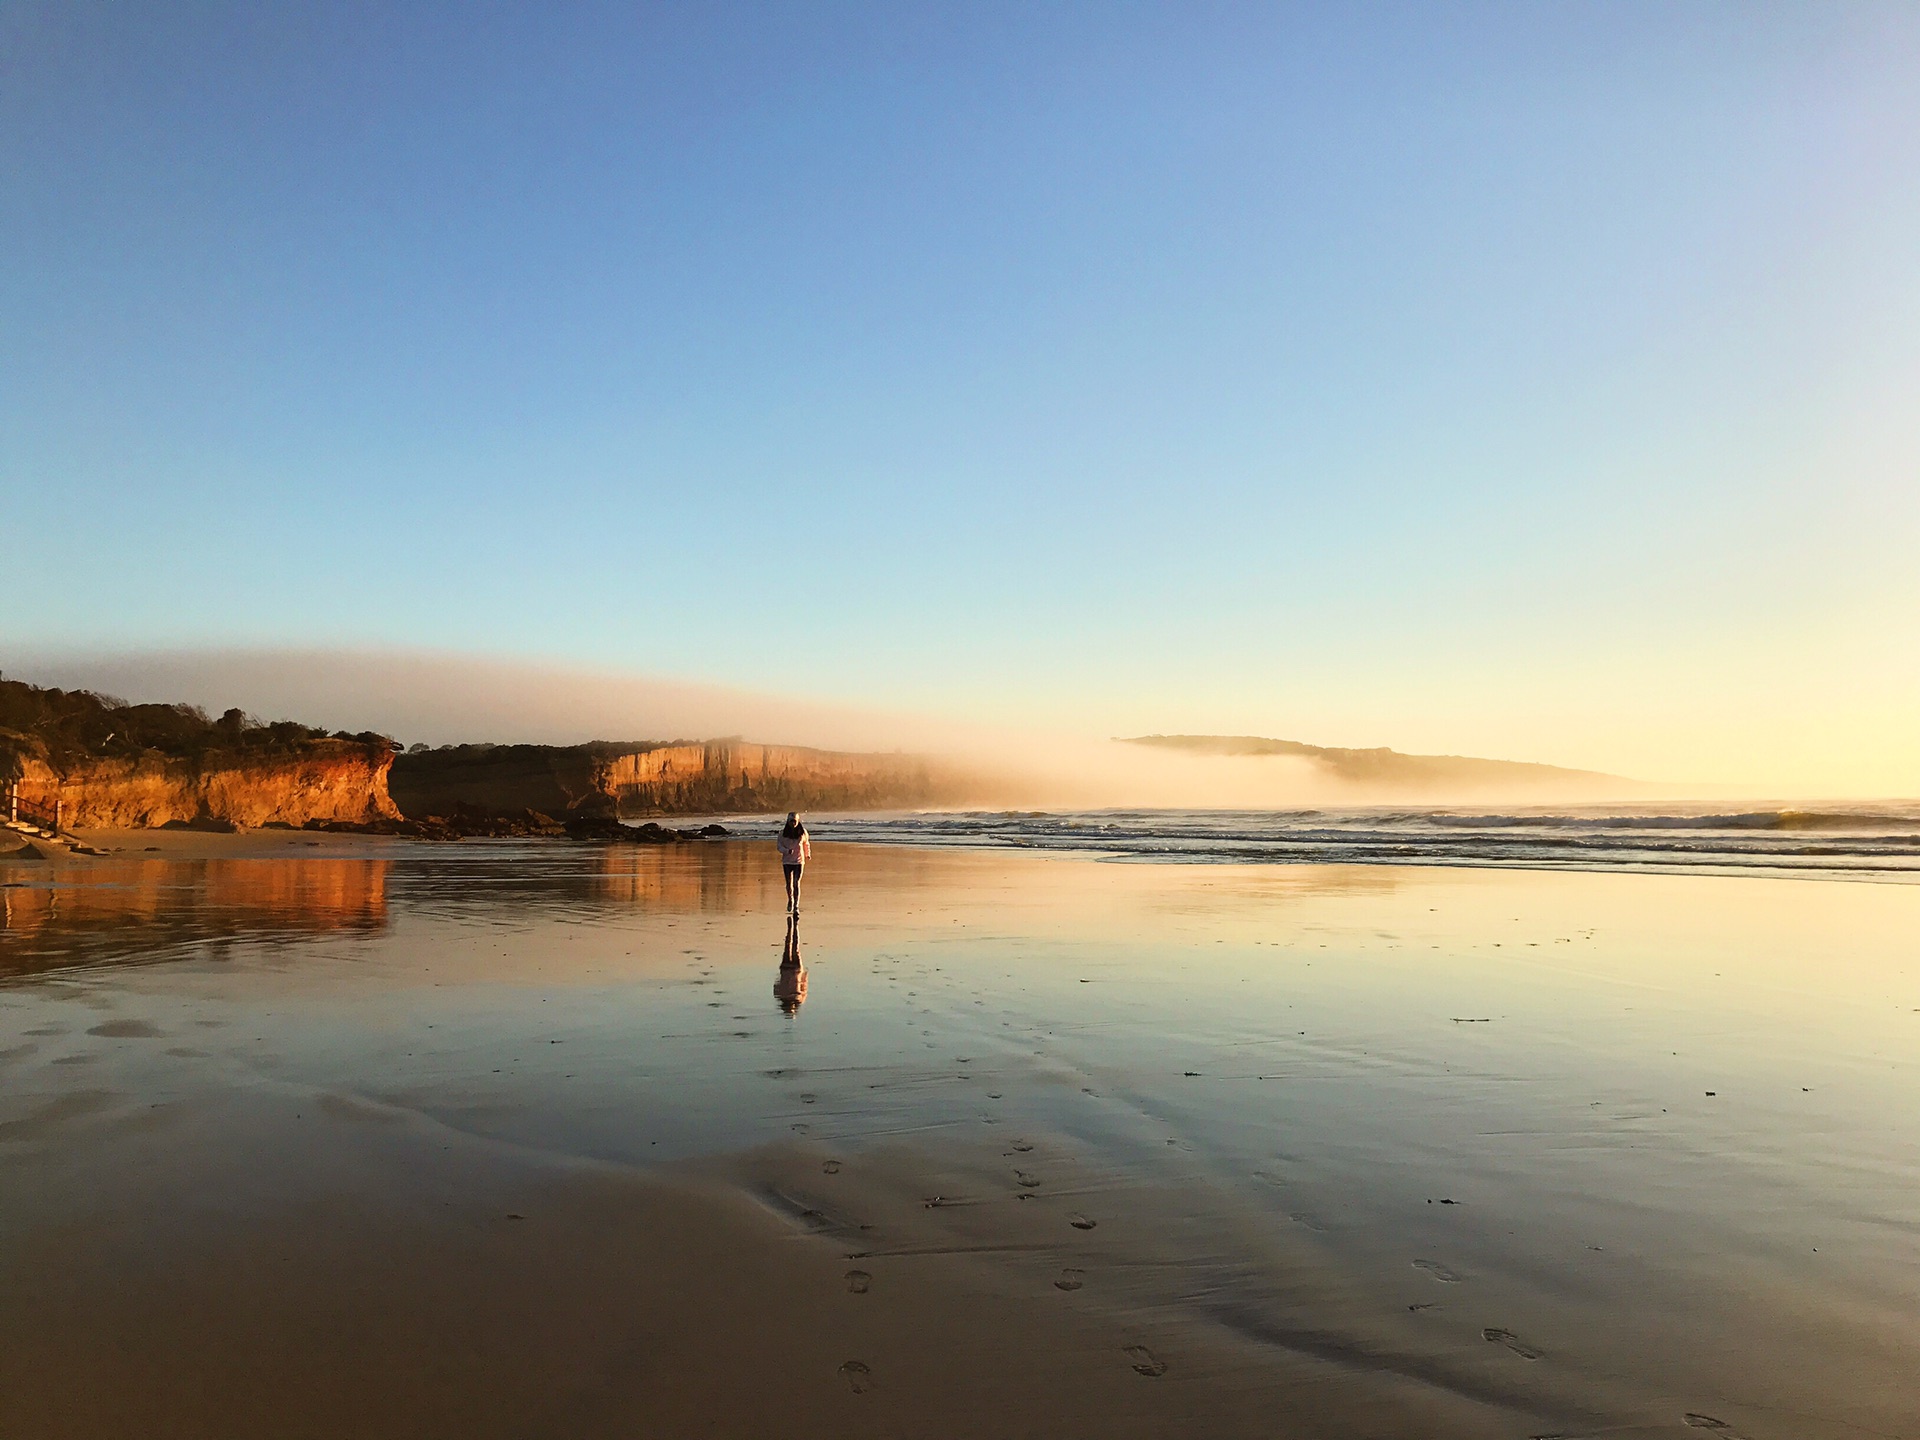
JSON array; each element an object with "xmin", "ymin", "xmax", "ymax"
[{"xmin": 0, "ymin": 677, "xmax": 390, "ymax": 771}]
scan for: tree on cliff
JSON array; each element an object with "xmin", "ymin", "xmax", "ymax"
[{"xmin": 0, "ymin": 678, "xmax": 388, "ymax": 771}]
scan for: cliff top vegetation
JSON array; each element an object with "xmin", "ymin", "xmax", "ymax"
[{"xmin": 0, "ymin": 676, "xmax": 393, "ymax": 772}]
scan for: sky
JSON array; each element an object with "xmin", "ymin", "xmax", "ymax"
[{"xmin": 4, "ymin": 2, "xmax": 1918, "ymax": 795}]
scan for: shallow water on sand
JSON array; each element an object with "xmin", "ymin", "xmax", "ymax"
[{"xmin": 3, "ymin": 840, "xmax": 1917, "ymax": 1438}]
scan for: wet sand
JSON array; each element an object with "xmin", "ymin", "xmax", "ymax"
[{"xmin": 3, "ymin": 841, "xmax": 1917, "ymax": 1438}]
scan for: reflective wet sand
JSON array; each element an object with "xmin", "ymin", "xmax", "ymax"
[{"xmin": 3, "ymin": 839, "xmax": 1917, "ymax": 1438}]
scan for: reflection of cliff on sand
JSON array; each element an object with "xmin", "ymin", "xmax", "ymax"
[
  {"xmin": 774, "ymin": 912, "xmax": 807, "ymax": 1014},
  {"xmin": 0, "ymin": 858, "xmax": 390, "ymax": 976},
  {"xmin": 593, "ymin": 841, "xmax": 773, "ymax": 913}
]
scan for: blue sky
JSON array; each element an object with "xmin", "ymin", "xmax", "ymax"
[{"xmin": 4, "ymin": 2, "xmax": 1918, "ymax": 789}]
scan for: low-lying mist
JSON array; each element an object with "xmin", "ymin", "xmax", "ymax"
[
  {"xmin": 934, "ymin": 735, "xmax": 1659, "ymax": 810},
  {"xmin": 7, "ymin": 647, "xmax": 1665, "ymax": 809}
]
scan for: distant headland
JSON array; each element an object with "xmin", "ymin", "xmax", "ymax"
[{"xmin": 1119, "ymin": 734, "xmax": 1644, "ymax": 797}]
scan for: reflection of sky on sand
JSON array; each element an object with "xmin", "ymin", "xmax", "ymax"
[{"xmin": 3, "ymin": 840, "xmax": 1918, "ymax": 1435}]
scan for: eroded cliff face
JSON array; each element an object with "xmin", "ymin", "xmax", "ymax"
[
  {"xmin": 386, "ymin": 744, "xmax": 614, "ymax": 819},
  {"xmin": 7, "ymin": 741, "xmax": 401, "ymax": 829},
  {"xmin": 391, "ymin": 741, "xmax": 963, "ymax": 819},
  {"xmin": 596, "ymin": 742, "xmax": 956, "ymax": 815}
]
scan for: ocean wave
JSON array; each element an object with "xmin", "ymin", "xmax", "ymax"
[
  {"xmin": 790, "ymin": 803, "xmax": 1920, "ymax": 881},
  {"xmin": 1398, "ymin": 810, "xmax": 1919, "ymax": 832}
]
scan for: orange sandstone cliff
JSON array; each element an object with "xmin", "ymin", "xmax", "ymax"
[
  {"xmin": 1, "ymin": 679, "xmax": 403, "ymax": 831},
  {"xmin": 389, "ymin": 740, "xmax": 963, "ymax": 819},
  {"xmin": 0, "ymin": 680, "xmax": 968, "ymax": 831},
  {"xmin": 6, "ymin": 741, "xmax": 401, "ymax": 829}
]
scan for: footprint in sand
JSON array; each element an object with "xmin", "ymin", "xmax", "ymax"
[
  {"xmin": 1069, "ymin": 1213, "xmax": 1097, "ymax": 1230},
  {"xmin": 844, "ymin": 1269, "xmax": 871, "ymax": 1294},
  {"xmin": 838, "ymin": 1360, "xmax": 874, "ymax": 1394},
  {"xmin": 1014, "ymin": 1170, "xmax": 1040, "ymax": 1188},
  {"xmin": 1122, "ymin": 1345, "xmax": 1167, "ymax": 1377},
  {"xmin": 1054, "ymin": 1268, "xmax": 1084, "ymax": 1291},
  {"xmin": 1008, "ymin": 1140, "xmax": 1034, "ymax": 1153},
  {"xmin": 822, "ymin": 1160, "xmax": 842, "ymax": 1175},
  {"xmin": 1412, "ymin": 1258, "xmax": 1461, "ymax": 1282},
  {"xmin": 1684, "ymin": 1417, "xmax": 1749, "ymax": 1438},
  {"xmin": 87, "ymin": 1019, "xmax": 161, "ymax": 1039},
  {"xmin": 1482, "ymin": 1327, "xmax": 1541, "ymax": 1360}
]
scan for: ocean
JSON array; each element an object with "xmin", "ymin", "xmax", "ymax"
[{"xmin": 776, "ymin": 801, "xmax": 1920, "ymax": 879}]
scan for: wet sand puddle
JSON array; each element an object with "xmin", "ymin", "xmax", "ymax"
[{"xmin": 3, "ymin": 840, "xmax": 1918, "ymax": 1438}]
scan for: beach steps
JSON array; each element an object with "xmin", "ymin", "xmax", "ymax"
[
  {"xmin": 1, "ymin": 815, "xmax": 107, "ymax": 858},
  {"xmin": 4, "ymin": 780, "xmax": 107, "ymax": 856}
]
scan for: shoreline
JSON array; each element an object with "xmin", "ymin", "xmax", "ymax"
[
  {"xmin": 7, "ymin": 817, "xmax": 1912, "ymax": 887},
  {"xmin": 6, "ymin": 822, "xmax": 745, "ymax": 864},
  {"xmin": 8, "ymin": 797, "xmax": 1918, "ymax": 884}
]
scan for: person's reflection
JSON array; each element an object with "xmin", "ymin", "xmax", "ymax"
[{"xmin": 774, "ymin": 912, "xmax": 808, "ymax": 1015}]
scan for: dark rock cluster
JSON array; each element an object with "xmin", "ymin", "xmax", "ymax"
[
  {"xmin": 297, "ymin": 810, "xmax": 731, "ymax": 843},
  {"xmin": 560, "ymin": 816, "xmax": 732, "ymax": 844}
]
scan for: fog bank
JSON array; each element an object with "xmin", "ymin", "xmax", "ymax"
[
  {"xmin": 5, "ymin": 647, "xmax": 1666, "ymax": 808},
  {"xmin": 4, "ymin": 648, "xmax": 919, "ymax": 753}
]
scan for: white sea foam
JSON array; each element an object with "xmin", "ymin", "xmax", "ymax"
[{"xmin": 739, "ymin": 802, "xmax": 1920, "ymax": 879}]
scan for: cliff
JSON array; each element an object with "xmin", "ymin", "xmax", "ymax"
[
  {"xmin": 0, "ymin": 678, "xmax": 400, "ymax": 829},
  {"xmin": 0, "ymin": 679, "xmax": 959, "ymax": 831},
  {"xmin": 390, "ymin": 740, "xmax": 960, "ymax": 820},
  {"xmin": 5, "ymin": 742, "xmax": 401, "ymax": 829}
]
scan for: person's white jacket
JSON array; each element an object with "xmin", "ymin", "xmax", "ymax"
[{"xmin": 777, "ymin": 831, "xmax": 811, "ymax": 866}]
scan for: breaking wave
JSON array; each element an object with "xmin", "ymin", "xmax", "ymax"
[{"xmin": 785, "ymin": 802, "xmax": 1920, "ymax": 880}]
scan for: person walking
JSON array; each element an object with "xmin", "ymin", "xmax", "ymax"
[{"xmin": 777, "ymin": 812, "xmax": 811, "ymax": 912}]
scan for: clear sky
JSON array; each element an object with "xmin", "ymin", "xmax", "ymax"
[{"xmin": 4, "ymin": 2, "xmax": 1918, "ymax": 793}]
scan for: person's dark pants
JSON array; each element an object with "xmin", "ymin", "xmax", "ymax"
[{"xmin": 784, "ymin": 863, "xmax": 803, "ymax": 907}]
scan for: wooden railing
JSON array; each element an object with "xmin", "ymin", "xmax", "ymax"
[{"xmin": 5, "ymin": 782, "xmax": 62, "ymax": 833}]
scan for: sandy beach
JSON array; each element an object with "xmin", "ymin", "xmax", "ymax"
[{"xmin": 4, "ymin": 838, "xmax": 1917, "ymax": 1438}]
